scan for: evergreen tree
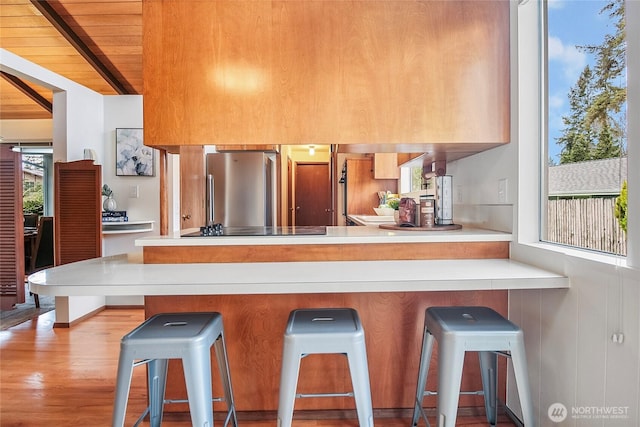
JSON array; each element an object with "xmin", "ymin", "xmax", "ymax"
[
  {"xmin": 556, "ymin": 66, "xmax": 595, "ymax": 164},
  {"xmin": 555, "ymin": 0, "xmax": 626, "ymax": 164},
  {"xmin": 582, "ymin": 0, "xmax": 626, "ymax": 148}
]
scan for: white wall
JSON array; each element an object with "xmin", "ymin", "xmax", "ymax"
[{"xmin": 102, "ymin": 95, "xmax": 160, "ymax": 253}]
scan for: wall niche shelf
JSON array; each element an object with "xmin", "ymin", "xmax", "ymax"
[{"xmin": 102, "ymin": 220, "xmax": 154, "ymax": 235}]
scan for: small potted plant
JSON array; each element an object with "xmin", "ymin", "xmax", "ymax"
[
  {"xmin": 102, "ymin": 184, "xmax": 117, "ymax": 211},
  {"xmin": 387, "ymin": 198, "xmax": 400, "ymax": 223}
]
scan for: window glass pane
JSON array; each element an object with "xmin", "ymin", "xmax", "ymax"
[
  {"xmin": 22, "ymin": 154, "xmax": 45, "ymax": 216},
  {"xmin": 545, "ymin": 0, "xmax": 627, "ymax": 255}
]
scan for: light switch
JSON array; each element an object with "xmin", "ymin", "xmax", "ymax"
[{"xmin": 129, "ymin": 185, "xmax": 139, "ymax": 198}]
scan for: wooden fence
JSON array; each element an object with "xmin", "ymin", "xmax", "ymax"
[{"xmin": 547, "ymin": 197, "xmax": 627, "ymax": 256}]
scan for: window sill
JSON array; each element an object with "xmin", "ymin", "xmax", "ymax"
[{"xmin": 513, "ymin": 241, "xmax": 640, "ymax": 281}]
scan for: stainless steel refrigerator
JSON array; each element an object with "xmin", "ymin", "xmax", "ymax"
[{"xmin": 205, "ymin": 151, "xmax": 277, "ymax": 227}]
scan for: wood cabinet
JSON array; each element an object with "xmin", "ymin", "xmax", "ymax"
[
  {"xmin": 143, "ymin": 1, "xmax": 509, "ymax": 151},
  {"xmin": 373, "ymin": 153, "xmax": 399, "ymax": 179},
  {"xmin": 215, "ymin": 145, "xmax": 278, "ymax": 152},
  {"xmin": 179, "ymin": 146, "xmax": 205, "ymax": 231},
  {"xmin": 346, "ymin": 158, "xmax": 397, "ymax": 215},
  {"xmin": 54, "ymin": 160, "xmax": 102, "ymax": 266}
]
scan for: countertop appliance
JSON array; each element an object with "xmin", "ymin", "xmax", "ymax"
[
  {"xmin": 205, "ymin": 151, "xmax": 277, "ymax": 227},
  {"xmin": 182, "ymin": 224, "xmax": 327, "ymax": 237}
]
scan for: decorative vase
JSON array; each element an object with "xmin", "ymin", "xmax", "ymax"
[{"xmin": 103, "ymin": 195, "xmax": 117, "ymax": 212}]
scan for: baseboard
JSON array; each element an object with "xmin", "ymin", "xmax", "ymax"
[
  {"xmin": 53, "ymin": 305, "xmax": 106, "ymax": 328},
  {"xmin": 104, "ymin": 305, "xmax": 144, "ymax": 310}
]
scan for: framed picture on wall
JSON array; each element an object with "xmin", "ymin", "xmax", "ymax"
[{"xmin": 115, "ymin": 128, "xmax": 154, "ymax": 176}]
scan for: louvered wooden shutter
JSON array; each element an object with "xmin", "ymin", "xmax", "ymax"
[
  {"xmin": 0, "ymin": 144, "xmax": 25, "ymax": 309},
  {"xmin": 54, "ymin": 160, "xmax": 102, "ymax": 265}
]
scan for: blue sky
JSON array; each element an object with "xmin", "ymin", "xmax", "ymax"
[{"xmin": 547, "ymin": 0, "xmax": 615, "ymax": 163}]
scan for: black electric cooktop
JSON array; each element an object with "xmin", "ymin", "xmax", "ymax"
[{"xmin": 181, "ymin": 224, "xmax": 327, "ymax": 237}]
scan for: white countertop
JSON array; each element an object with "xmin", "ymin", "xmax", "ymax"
[
  {"xmin": 135, "ymin": 225, "xmax": 511, "ymax": 247},
  {"xmin": 29, "ymin": 252, "xmax": 569, "ymax": 297}
]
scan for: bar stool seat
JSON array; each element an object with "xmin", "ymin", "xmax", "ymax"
[
  {"xmin": 112, "ymin": 312, "xmax": 237, "ymax": 427},
  {"xmin": 412, "ymin": 306, "xmax": 534, "ymax": 427},
  {"xmin": 277, "ymin": 308, "xmax": 374, "ymax": 427}
]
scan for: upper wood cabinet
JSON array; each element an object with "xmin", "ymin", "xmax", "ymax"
[
  {"xmin": 373, "ymin": 153, "xmax": 399, "ymax": 179},
  {"xmin": 143, "ymin": 1, "xmax": 509, "ymax": 150}
]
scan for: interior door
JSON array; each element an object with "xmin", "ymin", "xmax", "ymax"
[
  {"xmin": 294, "ymin": 162, "xmax": 332, "ymax": 226},
  {"xmin": 179, "ymin": 146, "xmax": 205, "ymax": 230},
  {"xmin": 0, "ymin": 144, "xmax": 25, "ymax": 309}
]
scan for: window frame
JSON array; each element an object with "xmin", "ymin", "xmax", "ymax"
[{"xmin": 512, "ymin": 0, "xmax": 639, "ymax": 272}]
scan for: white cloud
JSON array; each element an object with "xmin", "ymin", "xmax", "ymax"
[
  {"xmin": 547, "ymin": 0, "xmax": 565, "ymax": 10},
  {"xmin": 548, "ymin": 35, "xmax": 587, "ymax": 81},
  {"xmin": 549, "ymin": 94, "xmax": 565, "ymax": 110}
]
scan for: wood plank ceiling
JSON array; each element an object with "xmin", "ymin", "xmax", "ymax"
[{"xmin": 0, "ymin": 0, "xmax": 142, "ymax": 120}]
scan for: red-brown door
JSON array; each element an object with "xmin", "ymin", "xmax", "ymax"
[{"xmin": 294, "ymin": 162, "xmax": 332, "ymax": 226}]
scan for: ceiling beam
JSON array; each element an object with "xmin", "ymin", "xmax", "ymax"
[
  {"xmin": 30, "ymin": 0, "xmax": 132, "ymax": 95},
  {"xmin": 1, "ymin": 72, "xmax": 53, "ymax": 113}
]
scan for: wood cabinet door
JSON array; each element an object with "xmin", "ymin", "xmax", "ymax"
[
  {"xmin": 54, "ymin": 160, "xmax": 102, "ymax": 266},
  {"xmin": 179, "ymin": 146, "xmax": 204, "ymax": 231},
  {"xmin": 374, "ymin": 153, "xmax": 399, "ymax": 179},
  {"xmin": 346, "ymin": 158, "xmax": 398, "ymax": 215},
  {"xmin": 143, "ymin": 0, "xmax": 509, "ymax": 147}
]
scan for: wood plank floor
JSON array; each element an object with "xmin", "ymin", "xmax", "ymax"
[{"xmin": 0, "ymin": 308, "xmax": 517, "ymax": 426}]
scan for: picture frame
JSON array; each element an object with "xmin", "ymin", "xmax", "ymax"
[{"xmin": 115, "ymin": 128, "xmax": 154, "ymax": 176}]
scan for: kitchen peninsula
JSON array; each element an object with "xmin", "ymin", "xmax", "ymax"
[{"xmin": 30, "ymin": 225, "xmax": 568, "ymax": 417}]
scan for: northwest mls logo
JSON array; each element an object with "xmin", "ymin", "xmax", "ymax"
[
  {"xmin": 548, "ymin": 402, "xmax": 630, "ymax": 422},
  {"xmin": 548, "ymin": 402, "xmax": 568, "ymax": 423}
]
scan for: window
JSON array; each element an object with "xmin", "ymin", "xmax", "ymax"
[
  {"xmin": 20, "ymin": 151, "xmax": 53, "ymax": 217},
  {"xmin": 544, "ymin": 0, "xmax": 627, "ymax": 255}
]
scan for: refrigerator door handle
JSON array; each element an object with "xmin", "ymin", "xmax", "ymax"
[{"xmin": 206, "ymin": 174, "xmax": 214, "ymax": 226}]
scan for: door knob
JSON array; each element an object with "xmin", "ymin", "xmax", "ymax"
[{"xmin": 182, "ymin": 214, "xmax": 191, "ymax": 221}]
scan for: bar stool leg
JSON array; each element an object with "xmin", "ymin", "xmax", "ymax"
[
  {"xmin": 510, "ymin": 338, "xmax": 535, "ymax": 426},
  {"xmin": 412, "ymin": 329, "xmax": 435, "ymax": 426},
  {"xmin": 213, "ymin": 332, "xmax": 238, "ymax": 427},
  {"xmin": 147, "ymin": 358, "xmax": 168, "ymax": 427},
  {"xmin": 112, "ymin": 349, "xmax": 134, "ymax": 427},
  {"xmin": 347, "ymin": 344, "xmax": 374, "ymax": 427},
  {"xmin": 478, "ymin": 351, "xmax": 498, "ymax": 426},
  {"xmin": 436, "ymin": 341, "xmax": 466, "ymax": 427},
  {"xmin": 276, "ymin": 341, "xmax": 302, "ymax": 427},
  {"xmin": 182, "ymin": 348, "xmax": 214, "ymax": 427}
]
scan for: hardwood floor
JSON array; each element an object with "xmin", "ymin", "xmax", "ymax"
[{"xmin": 0, "ymin": 309, "xmax": 517, "ymax": 426}]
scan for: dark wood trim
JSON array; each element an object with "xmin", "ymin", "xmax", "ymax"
[
  {"xmin": 30, "ymin": 0, "xmax": 133, "ymax": 94},
  {"xmin": 0, "ymin": 71, "xmax": 52, "ymax": 113}
]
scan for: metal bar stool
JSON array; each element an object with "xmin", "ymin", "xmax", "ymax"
[
  {"xmin": 411, "ymin": 306, "xmax": 534, "ymax": 427},
  {"xmin": 277, "ymin": 308, "xmax": 374, "ymax": 427},
  {"xmin": 112, "ymin": 312, "xmax": 237, "ymax": 427}
]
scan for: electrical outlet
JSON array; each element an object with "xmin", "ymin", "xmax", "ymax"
[
  {"xmin": 498, "ymin": 178, "xmax": 508, "ymax": 204},
  {"xmin": 129, "ymin": 185, "xmax": 139, "ymax": 198}
]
